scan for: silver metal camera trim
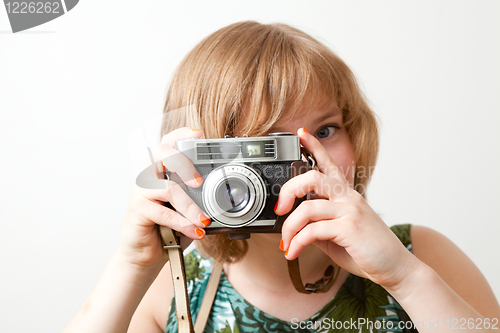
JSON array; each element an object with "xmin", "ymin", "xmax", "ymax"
[
  {"xmin": 206, "ymin": 219, "xmax": 276, "ymax": 229},
  {"xmin": 175, "ymin": 135, "xmax": 301, "ymax": 165},
  {"xmin": 202, "ymin": 163, "xmax": 267, "ymax": 228}
]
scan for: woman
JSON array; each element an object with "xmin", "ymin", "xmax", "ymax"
[{"xmin": 64, "ymin": 21, "xmax": 500, "ymax": 333}]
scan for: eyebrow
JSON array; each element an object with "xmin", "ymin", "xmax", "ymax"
[
  {"xmin": 268, "ymin": 108, "xmax": 342, "ymax": 133},
  {"xmin": 312, "ymin": 109, "xmax": 342, "ymax": 124}
]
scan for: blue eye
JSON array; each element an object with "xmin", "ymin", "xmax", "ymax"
[{"xmin": 316, "ymin": 126, "xmax": 337, "ymax": 139}]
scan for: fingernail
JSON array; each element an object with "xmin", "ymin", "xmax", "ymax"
[
  {"xmin": 301, "ymin": 128, "xmax": 309, "ymax": 135},
  {"xmin": 195, "ymin": 228, "xmax": 204, "ymax": 238},
  {"xmin": 192, "ymin": 128, "xmax": 201, "ymax": 131},
  {"xmin": 284, "ymin": 249, "xmax": 289, "ymax": 257},
  {"xmin": 199, "ymin": 213, "xmax": 211, "ymax": 226},
  {"xmin": 274, "ymin": 200, "xmax": 279, "ymax": 212},
  {"xmin": 279, "ymin": 239, "xmax": 284, "ymax": 251},
  {"xmin": 194, "ymin": 173, "xmax": 203, "ymax": 185}
]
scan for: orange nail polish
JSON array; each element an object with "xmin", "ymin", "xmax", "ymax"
[
  {"xmin": 274, "ymin": 200, "xmax": 279, "ymax": 212},
  {"xmin": 195, "ymin": 228, "xmax": 204, "ymax": 237},
  {"xmin": 199, "ymin": 213, "xmax": 211, "ymax": 226},
  {"xmin": 301, "ymin": 128, "xmax": 309, "ymax": 135},
  {"xmin": 284, "ymin": 249, "xmax": 289, "ymax": 257},
  {"xmin": 279, "ymin": 239, "xmax": 284, "ymax": 251},
  {"xmin": 194, "ymin": 173, "xmax": 203, "ymax": 185}
]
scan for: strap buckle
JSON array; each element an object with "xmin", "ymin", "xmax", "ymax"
[
  {"xmin": 304, "ymin": 265, "xmax": 335, "ymax": 293},
  {"xmin": 288, "ymin": 260, "xmax": 338, "ymax": 294},
  {"xmin": 163, "ymin": 244, "xmax": 181, "ymax": 250}
]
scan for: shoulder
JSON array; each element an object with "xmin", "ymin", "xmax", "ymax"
[
  {"xmin": 409, "ymin": 225, "xmax": 500, "ymax": 318},
  {"xmin": 409, "ymin": 225, "xmax": 484, "ymax": 291},
  {"xmin": 128, "ymin": 261, "xmax": 173, "ymax": 332},
  {"xmin": 410, "ymin": 225, "xmax": 476, "ymax": 278}
]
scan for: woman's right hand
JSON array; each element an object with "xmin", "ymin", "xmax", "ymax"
[{"xmin": 119, "ymin": 127, "xmax": 211, "ymax": 269}]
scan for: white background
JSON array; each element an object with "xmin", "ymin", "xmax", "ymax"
[{"xmin": 1, "ymin": 1, "xmax": 499, "ymax": 332}]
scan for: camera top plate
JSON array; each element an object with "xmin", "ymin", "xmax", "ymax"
[{"xmin": 175, "ymin": 134, "xmax": 301, "ymax": 165}]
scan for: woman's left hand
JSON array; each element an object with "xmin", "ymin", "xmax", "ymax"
[{"xmin": 277, "ymin": 128, "xmax": 421, "ymax": 290}]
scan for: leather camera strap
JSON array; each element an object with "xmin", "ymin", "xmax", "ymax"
[
  {"xmin": 287, "ymin": 259, "xmax": 339, "ymax": 294},
  {"xmin": 160, "ymin": 226, "xmax": 194, "ymax": 333},
  {"xmin": 160, "ymin": 225, "xmax": 223, "ymax": 333},
  {"xmin": 194, "ymin": 261, "xmax": 223, "ymax": 333}
]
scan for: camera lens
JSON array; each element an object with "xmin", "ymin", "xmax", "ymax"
[
  {"xmin": 202, "ymin": 164, "xmax": 266, "ymax": 227},
  {"xmin": 215, "ymin": 178, "xmax": 250, "ymax": 213}
]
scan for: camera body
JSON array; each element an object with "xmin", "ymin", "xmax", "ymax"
[{"xmin": 175, "ymin": 133, "xmax": 311, "ymax": 239}]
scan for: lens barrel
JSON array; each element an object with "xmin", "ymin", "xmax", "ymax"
[{"xmin": 202, "ymin": 164, "xmax": 266, "ymax": 227}]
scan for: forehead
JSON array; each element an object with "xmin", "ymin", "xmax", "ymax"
[
  {"xmin": 272, "ymin": 94, "xmax": 341, "ymax": 128},
  {"xmin": 235, "ymin": 92, "xmax": 340, "ymax": 136}
]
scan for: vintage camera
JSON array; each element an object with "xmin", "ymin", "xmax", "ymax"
[{"xmin": 174, "ymin": 133, "xmax": 313, "ymax": 239}]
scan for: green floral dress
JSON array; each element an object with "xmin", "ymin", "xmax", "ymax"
[{"xmin": 166, "ymin": 224, "xmax": 417, "ymax": 333}]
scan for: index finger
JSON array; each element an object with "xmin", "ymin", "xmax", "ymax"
[
  {"xmin": 156, "ymin": 127, "xmax": 205, "ymax": 188},
  {"xmin": 297, "ymin": 128, "xmax": 348, "ymax": 185}
]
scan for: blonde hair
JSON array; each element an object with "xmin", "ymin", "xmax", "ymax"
[{"xmin": 161, "ymin": 21, "xmax": 378, "ymax": 263}]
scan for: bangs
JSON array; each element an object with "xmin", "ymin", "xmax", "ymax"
[{"xmin": 235, "ymin": 26, "xmax": 355, "ymax": 137}]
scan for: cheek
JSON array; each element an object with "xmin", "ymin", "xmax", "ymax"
[{"xmin": 327, "ymin": 144, "xmax": 356, "ymax": 186}]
